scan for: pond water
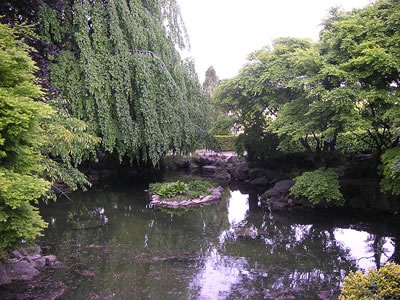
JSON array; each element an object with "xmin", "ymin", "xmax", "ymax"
[{"xmin": 38, "ymin": 180, "xmax": 400, "ymax": 299}]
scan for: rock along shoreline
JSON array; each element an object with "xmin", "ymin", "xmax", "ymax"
[{"xmin": 149, "ymin": 186, "xmax": 224, "ymax": 209}]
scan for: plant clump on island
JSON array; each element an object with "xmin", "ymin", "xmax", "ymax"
[{"xmin": 148, "ymin": 179, "xmax": 223, "ymax": 208}]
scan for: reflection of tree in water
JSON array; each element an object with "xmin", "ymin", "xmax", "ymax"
[
  {"xmin": 38, "ymin": 187, "xmax": 400, "ymax": 300},
  {"xmin": 222, "ymin": 213, "xmax": 356, "ymax": 299},
  {"xmin": 39, "ymin": 186, "xmax": 232, "ymax": 299},
  {"xmin": 365, "ymin": 234, "xmax": 394, "ymax": 269}
]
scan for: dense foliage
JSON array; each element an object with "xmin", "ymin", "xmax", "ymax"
[
  {"xmin": 149, "ymin": 179, "xmax": 213, "ymax": 200},
  {"xmin": 290, "ymin": 168, "xmax": 344, "ymax": 206},
  {"xmin": 40, "ymin": 0, "xmax": 208, "ymax": 165},
  {"xmin": 215, "ymin": 0, "xmax": 400, "ymax": 194},
  {"xmin": 0, "ymin": 23, "xmax": 51, "ymax": 249},
  {"xmin": 340, "ymin": 262, "xmax": 400, "ymax": 299},
  {"xmin": 213, "ymin": 135, "xmax": 238, "ymax": 152},
  {"xmin": 380, "ymin": 147, "xmax": 400, "ymax": 196},
  {"xmin": 41, "ymin": 99, "xmax": 101, "ymax": 198},
  {"xmin": 202, "ymin": 66, "xmax": 236, "ymax": 137},
  {"xmin": 149, "ymin": 181, "xmax": 189, "ymax": 198}
]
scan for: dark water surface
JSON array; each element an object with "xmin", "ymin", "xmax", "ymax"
[{"xmin": 38, "ymin": 179, "xmax": 400, "ymax": 299}]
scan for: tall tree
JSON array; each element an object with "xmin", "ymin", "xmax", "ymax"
[
  {"xmin": 0, "ymin": 23, "xmax": 51, "ymax": 250},
  {"xmin": 202, "ymin": 66, "xmax": 220, "ymax": 97},
  {"xmin": 39, "ymin": 0, "xmax": 207, "ymax": 165},
  {"xmin": 319, "ymin": 0, "xmax": 400, "ymax": 155}
]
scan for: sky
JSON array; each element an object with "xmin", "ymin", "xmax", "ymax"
[{"xmin": 178, "ymin": 0, "xmax": 372, "ymax": 82}]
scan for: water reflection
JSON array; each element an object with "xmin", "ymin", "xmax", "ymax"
[
  {"xmin": 190, "ymin": 190, "xmax": 250, "ymax": 299},
  {"xmin": 334, "ymin": 229, "xmax": 395, "ymax": 270},
  {"xmin": 227, "ymin": 190, "xmax": 249, "ymax": 225},
  {"xmin": 37, "ymin": 185, "xmax": 400, "ymax": 299}
]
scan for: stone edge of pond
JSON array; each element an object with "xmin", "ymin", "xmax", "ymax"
[
  {"xmin": 149, "ymin": 186, "xmax": 224, "ymax": 209},
  {"xmin": 0, "ymin": 246, "xmax": 62, "ymax": 286}
]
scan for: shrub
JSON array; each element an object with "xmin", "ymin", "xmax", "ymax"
[
  {"xmin": 0, "ymin": 24, "xmax": 51, "ymax": 250},
  {"xmin": 340, "ymin": 262, "xmax": 400, "ymax": 300},
  {"xmin": 290, "ymin": 168, "xmax": 344, "ymax": 206},
  {"xmin": 149, "ymin": 181, "xmax": 189, "ymax": 198},
  {"xmin": 188, "ymin": 179, "xmax": 213, "ymax": 198},
  {"xmin": 213, "ymin": 135, "xmax": 238, "ymax": 151},
  {"xmin": 149, "ymin": 179, "xmax": 213, "ymax": 200}
]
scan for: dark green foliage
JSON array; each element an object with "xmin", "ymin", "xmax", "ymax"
[
  {"xmin": 213, "ymin": 135, "xmax": 238, "ymax": 152},
  {"xmin": 187, "ymin": 179, "xmax": 213, "ymax": 199},
  {"xmin": 149, "ymin": 179, "xmax": 213, "ymax": 199},
  {"xmin": 40, "ymin": 99, "xmax": 101, "ymax": 198},
  {"xmin": 290, "ymin": 168, "xmax": 344, "ymax": 206},
  {"xmin": 40, "ymin": 0, "xmax": 209, "ymax": 166},
  {"xmin": 149, "ymin": 181, "xmax": 189, "ymax": 198},
  {"xmin": 340, "ymin": 262, "xmax": 400, "ymax": 299},
  {"xmin": 380, "ymin": 147, "xmax": 400, "ymax": 196},
  {"xmin": 215, "ymin": 1, "xmax": 400, "ymax": 199}
]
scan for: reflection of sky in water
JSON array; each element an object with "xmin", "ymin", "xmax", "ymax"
[
  {"xmin": 192, "ymin": 249, "xmax": 247, "ymax": 300},
  {"xmin": 227, "ymin": 190, "xmax": 249, "ymax": 225},
  {"xmin": 293, "ymin": 224, "xmax": 313, "ymax": 241},
  {"xmin": 191, "ymin": 190, "xmax": 250, "ymax": 299},
  {"xmin": 334, "ymin": 228, "xmax": 395, "ymax": 271}
]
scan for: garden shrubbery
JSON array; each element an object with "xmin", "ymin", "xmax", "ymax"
[
  {"xmin": 290, "ymin": 168, "xmax": 344, "ymax": 206},
  {"xmin": 213, "ymin": 135, "xmax": 238, "ymax": 152},
  {"xmin": 340, "ymin": 262, "xmax": 400, "ymax": 299},
  {"xmin": 149, "ymin": 179, "xmax": 213, "ymax": 200}
]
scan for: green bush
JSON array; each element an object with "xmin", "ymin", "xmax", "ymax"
[
  {"xmin": 149, "ymin": 181, "xmax": 189, "ymax": 198},
  {"xmin": 213, "ymin": 135, "xmax": 238, "ymax": 151},
  {"xmin": 290, "ymin": 168, "xmax": 344, "ymax": 206},
  {"xmin": 340, "ymin": 262, "xmax": 400, "ymax": 300},
  {"xmin": 149, "ymin": 179, "xmax": 213, "ymax": 200},
  {"xmin": 188, "ymin": 179, "xmax": 213, "ymax": 198},
  {"xmin": 380, "ymin": 147, "xmax": 400, "ymax": 196},
  {"xmin": 0, "ymin": 24, "xmax": 51, "ymax": 250}
]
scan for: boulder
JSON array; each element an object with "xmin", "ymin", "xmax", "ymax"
[
  {"xmin": 248, "ymin": 168, "xmax": 266, "ymax": 180},
  {"xmin": 248, "ymin": 168, "xmax": 280, "ymax": 181},
  {"xmin": 10, "ymin": 249, "xmax": 23, "ymax": 259},
  {"xmin": 227, "ymin": 156, "xmax": 241, "ymax": 164},
  {"xmin": 0, "ymin": 264, "xmax": 8, "ymax": 285},
  {"xmin": 175, "ymin": 159, "xmax": 191, "ymax": 168},
  {"xmin": 26, "ymin": 246, "xmax": 41, "ymax": 256},
  {"xmin": 32, "ymin": 257, "xmax": 47, "ymax": 269},
  {"xmin": 270, "ymin": 201, "xmax": 289, "ymax": 211},
  {"xmin": 5, "ymin": 261, "xmax": 39, "ymax": 281},
  {"xmin": 43, "ymin": 255, "xmax": 57, "ymax": 265},
  {"xmin": 261, "ymin": 180, "xmax": 296, "ymax": 210},
  {"xmin": 202, "ymin": 165, "xmax": 217, "ymax": 177},
  {"xmin": 189, "ymin": 164, "xmax": 200, "ymax": 173},
  {"xmin": 232, "ymin": 164, "xmax": 249, "ymax": 181},
  {"xmin": 250, "ymin": 176, "xmax": 268, "ymax": 186},
  {"xmin": 199, "ymin": 156, "xmax": 217, "ymax": 166},
  {"xmin": 215, "ymin": 171, "xmax": 231, "ymax": 184}
]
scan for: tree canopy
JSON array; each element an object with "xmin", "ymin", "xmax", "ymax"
[
  {"xmin": 40, "ymin": 0, "xmax": 208, "ymax": 165},
  {"xmin": 0, "ymin": 23, "xmax": 51, "ymax": 249},
  {"xmin": 215, "ymin": 0, "xmax": 400, "ymax": 194}
]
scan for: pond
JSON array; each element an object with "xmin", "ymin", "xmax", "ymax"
[{"xmin": 37, "ymin": 179, "xmax": 400, "ymax": 299}]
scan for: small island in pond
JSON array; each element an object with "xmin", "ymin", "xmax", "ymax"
[{"xmin": 148, "ymin": 179, "xmax": 224, "ymax": 209}]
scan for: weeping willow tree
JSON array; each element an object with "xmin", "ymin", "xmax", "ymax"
[{"xmin": 40, "ymin": 0, "xmax": 209, "ymax": 165}]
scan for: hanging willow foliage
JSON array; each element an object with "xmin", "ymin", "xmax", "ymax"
[{"xmin": 40, "ymin": 0, "xmax": 209, "ymax": 165}]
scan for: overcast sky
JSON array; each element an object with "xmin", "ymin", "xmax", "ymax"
[{"xmin": 178, "ymin": 0, "xmax": 372, "ymax": 82}]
